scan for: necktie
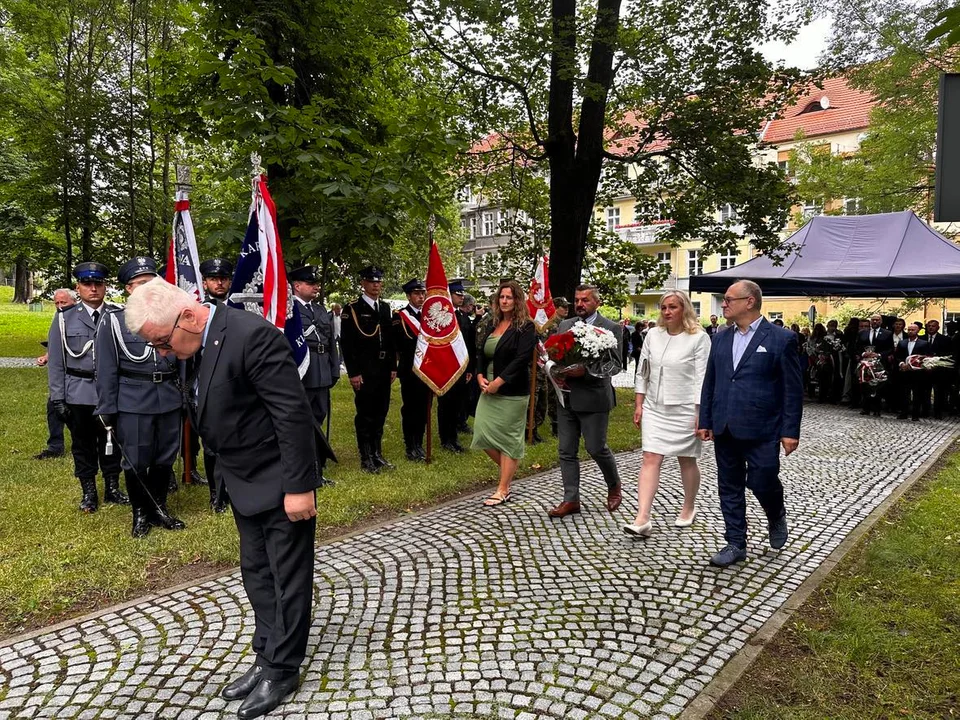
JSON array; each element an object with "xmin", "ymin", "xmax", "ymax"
[{"xmin": 92, "ymin": 309, "xmax": 100, "ymax": 325}]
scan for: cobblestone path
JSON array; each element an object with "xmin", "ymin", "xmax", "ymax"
[{"xmin": 1, "ymin": 405, "xmax": 955, "ymax": 720}]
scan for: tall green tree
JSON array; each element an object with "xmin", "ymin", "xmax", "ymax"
[{"xmin": 412, "ymin": 0, "xmax": 805, "ymax": 300}]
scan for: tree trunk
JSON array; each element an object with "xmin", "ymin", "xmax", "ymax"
[
  {"xmin": 13, "ymin": 257, "xmax": 30, "ymax": 303},
  {"xmin": 547, "ymin": 0, "xmax": 622, "ymax": 303}
]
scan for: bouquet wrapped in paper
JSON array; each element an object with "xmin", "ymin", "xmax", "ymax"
[
  {"xmin": 904, "ymin": 354, "xmax": 955, "ymax": 370},
  {"xmin": 857, "ymin": 355, "xmax": 887, "ymax": 387},
  {"xmin": 542, "ymin": 322, "xmax": 620, "ymax": 405}
]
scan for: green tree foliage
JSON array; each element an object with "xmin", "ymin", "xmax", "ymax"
[
  {"xmin": 160, "ymin": 0, "xmax": 468, "ymax": 299},
  {"xmin": 412, "ymin": 0, "xmax": 805, "ymax": 299},
  {"xmin": 793, "ymin": 0, "xmax": 959, "ymax": 221}
]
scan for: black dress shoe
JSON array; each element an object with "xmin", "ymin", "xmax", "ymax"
[
  {"xmin": 318, "ymin": 475, "xmax": 336, "ymax": 487},
  {"xmin": 442, "ymin": 441, "xmax": 465, "ymax": 454},
  {"xmin": 183, "ymin": 469, "xmax": 208, "ymax": 486},
  {"xmin": 531, "ymin": 430, "xmax": 544, "ymax": 444},
  {"xmin": 360, "ymin": 456, "xmax": 380, "ymax": 474},
  {"xmin": 405, "ymin": 447, "xmax": 422, "ymax": 462},
  {"xmin": 33, "ymin": 448, "xmax": 64, "ymax": 460},
  {"xmin": 373, "ymin": 453, "xmax": 394, "ymax": 470},
  {"xmin": 237, "ymin": 674, "xmax": 300, "ymax": 719},
  {"xmin": 222, "ymin": 664, "xmax": 264, "ymax": 700},
  {"xmin": 131, "ymin": 508, "xmax": 152, "ymax": 538},
  {"xmin": 416, "ymin": 446, "xmax": 427, "ymax": 460},
  {"xmin": 212, "ymin": 499, "xmax": 229, "ymax": 514}
]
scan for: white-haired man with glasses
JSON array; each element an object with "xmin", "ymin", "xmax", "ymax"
[{"xmin": 125, "ymin": 277, "xmax": 321, "ymax": 719}]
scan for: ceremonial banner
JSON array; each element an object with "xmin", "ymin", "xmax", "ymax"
[
  {"xmin": 228, "ymin": 175, "xmax": 310, "ymax": 378},
  {"xmin": 527, "ymin": 255, "xmax": 555, "ymax": 331},
  {"xmin": 414, "ymin": 241, "xmax": 469, "ymax": 395},
  {"xmin": 165, "ymin": 189, "xmax": 203, "ymax": 301}
]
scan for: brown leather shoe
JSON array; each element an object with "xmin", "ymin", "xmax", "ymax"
[
  {"xmin": 607, "ymin": 484, "xmax": 623, "ymax": 513},
  {"xmin": 548, "ymin": 501, "xmax": 581, "ymax": 518}
]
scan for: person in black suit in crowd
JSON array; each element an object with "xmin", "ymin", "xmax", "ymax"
[
  {"xmin": 856, "ymin": 314, "xmax": 894, "ymax": 416},
  {"xmin": 392, "ymin": 278, "xmax": 430, "ymax": 461},
  {"xmin": 886, "ymin": 318, "xmax": 907, "ymax": 415},
  {"xmin": 630, "ymin": 322, "xmax": 644, "ymax": 375},
  {"xmin": 841, "ymin": 317, "xmax": 862, "ymax": 406},
  {"xmin": 896, "ymin": 322, "xmax": 932, "ymax": 421},
  {"xmin": 924, "ymin": 319, "xmax": 952, "ymax": 419},
  {"xmin": 705, "ymin": 314, "xmax": 721, "ymax": 339},
  {"xmin": 437, "ymin": 280, "xmax": 475, "ymax": 452},
  {"xmin": 125, "ymin": 278, "xmax": 324, "ymax": 720},
  {"xmin": 340, "ymin": 266, "xmax": 397, "ymax": 473}
]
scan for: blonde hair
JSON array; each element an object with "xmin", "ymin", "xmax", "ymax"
[
  {"xmin": 492, "ymin": 279, "xmax": 531, "ymax": 330},
  {"xmin": 124, "ymin": 277, "xmax": 199, "ymax": 335},
  {"xmin": 656, "ymin": 290, "xmax": 702, "ymax": 335}
]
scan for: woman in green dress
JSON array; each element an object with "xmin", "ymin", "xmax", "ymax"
[{"xmin": 472, "ymin": 280, "xmax": 537, "ymax": 506}]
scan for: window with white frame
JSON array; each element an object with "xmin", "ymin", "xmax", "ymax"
[
  {"xmin": 482, "ymin": 211, "xmax": 496, "ymax": 237},
  {"xmin": 843, "ymin": 197, "xmax": 863, "ymax": 215},
  {"xmin": 720, "ymin": 204, "xmax": 739, "ymax": 223},
  {"xmin": 606, "ymin": 207, "xmax": 620, "ymax": 231},
  {"xmin": 719, "ymin": 249, "xmax": 737, "ymax": 271},
  {"xmin": 687, "ymin": 250, "xmax": 702, "ymax": 276},
  {"xmin": 801, "ymin": 199, "xmax": 823, "ymax": 219},
  {"xmin": 469, "ymin": 255, "xmax": 476, "ymax": 274},
  {"xmin": 692, "ymin": 301, "xmax": 701, "ymax": 317},
  {"xmin": 633, "ymin": 303, "xmax": 646, "ymax": 316},
  {"xmin": 469, "ymin": 216, "xmax": 477, "ymax": 239},
  {"xmin": 768, "ymin": 311, "xmax": 783, "ymax": 321},
  {"xmin": 656, "ymin": 251, "xmax": 671, "ymax": 268}
]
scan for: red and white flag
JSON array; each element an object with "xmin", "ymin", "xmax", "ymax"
[
  {"xmin": 527, "ymin": 254, "xmax": 555, "ymax": 331},
  {"xmin": 165, "ymin": 189, "xmax": 203, "ymax": 301},
  {"xmin": 414, "ymin": 240, "xmax": 469, "ymax": 395}
]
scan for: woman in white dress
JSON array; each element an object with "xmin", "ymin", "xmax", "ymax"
[{"xmin": 625, "ymin": 290, "xmax": 711, "ymax": 537}]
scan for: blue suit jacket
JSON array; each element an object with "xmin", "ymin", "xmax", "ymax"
[{"xmin": 699, "ymin": 317, "xmax": 803, "ymax": 441}]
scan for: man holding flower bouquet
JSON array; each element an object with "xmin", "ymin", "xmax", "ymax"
[
  {"xmin": 547, "ymin": 285, "xmax": 625, "ymax": 519},
  {"xmin": 895, "ymin": 322, "xmax": 933, "ymax": 421}
]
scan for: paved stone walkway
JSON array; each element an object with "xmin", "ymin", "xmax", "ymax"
[{"xmin": 0, "ymin": 405, "xmax": 955, "ymax": 720}]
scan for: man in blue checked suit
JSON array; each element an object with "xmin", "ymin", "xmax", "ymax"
[{"xmin": 698, "ymin": 280, "xmax": 803, "ymax": 568}]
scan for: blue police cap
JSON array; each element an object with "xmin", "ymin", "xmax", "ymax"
[
  {"xmin": 288, "ymin": 265, "xmax": 319, "ymax": 283},
  {"xmin": 73, "ymin": 262, "xmax": 109, "ymax": 282},
  {"xmin": 118, "ymin": 257, "xmax": 158, "ymax": 285},
  {"xmin": 402, "ymin": 278, "xmax": 425, "ymax": 294},
  {"xmin": 359, "ymin": 265, "xmax": 385, "ymax": 281},
  {"xmin": 448, "ymin": 280, "xmax": 466, "ymax": 295},
  {"xmin": 200, "ymin": 258, "xmax": 234, "ymax": 278}
]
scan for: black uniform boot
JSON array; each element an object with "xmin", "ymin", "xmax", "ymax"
[
  {"xmin": 103, "ymin": 475, "xmax": 130, "ymax": 505},
  {"xmin": 359, "ymin": 442, "xmax": 379, "ymax": 474},
  {"xmin": 373, "ymin": 437, "xmax": 394, "ymax": 470},
  {"xmin": 126, "ymin": 470, "xmax": 151, "ymax": 538},
  {"xmin": 167, "ymin": 467, "xmax": 179, "ymax": 493},
  {"xmin": 149, "ymin": 466, "xmax": 185, "ymax": 530},
  {"xmin": 78, "ymin": 476, "xmax": 99, "ymax": 513}
]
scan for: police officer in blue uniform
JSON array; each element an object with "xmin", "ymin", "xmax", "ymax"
[
  {"xmin": 47, "ymin": 262, "xmax": 127, "ymax": 512},
  {"xmin": 95, "ymin": 257, "xmax": 185, "ymax": 537},
  {"xmin": 392, "ymin": 278, "xmax": 430, "ymax": 461},
  {"xmin": 340, "ymin": 265, "xmax": 397, "ymax": 473}
]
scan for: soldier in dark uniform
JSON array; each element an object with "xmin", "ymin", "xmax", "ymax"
[
  {"xmin": 437, "ymin": 280, "xmax": 475, "ymax": 452},
  {"xmin": 392, "ymin": 278, "xmax": 430, "ymax": 461},
  {"xmin": 95, "ymin": 258, "xmax": 185, "ymax": 537},
  {"xmin": 200, "ymin": 258, "xmax": 233, "ymax": 303},
  {"xmin": 339, "ymin": 265, "xmax": 397, "ymax": 473},
  {"xmin": 289, "ymin": 264, "xmax": 340, "ymax": 485},
  {"xmin": 47, "ymin": 262, "xmax": 127, "ymax": 512},
  {"xmin": 195, "ymin": 258, "xmax": 235, "ymax": 511}
]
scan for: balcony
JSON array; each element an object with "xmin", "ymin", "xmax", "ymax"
[
  {"xmin": 615, "ymin": 221, "xmax": 672, "ymax": 245},
  {"xmin": 626, "ymin": 273, "xmax": 683, "ymax": 294}
]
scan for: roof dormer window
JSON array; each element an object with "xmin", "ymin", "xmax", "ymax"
[{"xmin": 799, "ymin": 95, "xmax": 832, "ymax": 114}]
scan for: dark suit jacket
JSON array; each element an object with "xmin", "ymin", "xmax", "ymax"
[
  {"xmin": 924, "ymin": 332, "xmax": 952, "ymax": 358},
  {"xmin": 699, "ymin": 317, "xmax": 804, "ymax": 441},
  {"xmin": 556, "ymin": 314, "xmax": 623, "ymax": 414},
  {"xmin": 857, "ymin": 327, "xmax": 894, "ymax": 356},
  {"xmin": 196, "ymin": 305, "xmax": 319, "ymax": 516},
  {"xmin": 894, "ymin": 337, "xmax": 931, "ymax": 364},
  {"xmin": 475, "ymin": 320, "xmax": 537, "ymax": 396}
]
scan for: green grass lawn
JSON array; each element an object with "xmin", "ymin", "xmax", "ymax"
[
  {"xmin": 712, "ymin": 451, "xmax": 960, "ymax": 719},
  {"xmin": 0, "ymin": 286, "xmax": 56, "ymax": 357},
  {"xmin": 0, "ymin": 367, "xmax": 640, "ymax": 637}
]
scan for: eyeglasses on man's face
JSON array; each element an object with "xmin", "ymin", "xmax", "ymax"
[
  {"xmin": 148, "ymin": 310, "xmax": 186, "ymax": 350},
  {"xmin": 721, "ymin": 295, "xmax": 750, "ymax": 305}
]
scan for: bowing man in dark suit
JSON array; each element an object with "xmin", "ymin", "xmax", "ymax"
[
  {"xmin": 895, "ymin": 323, "xmax": 931, "ymax": 420},
  {"xmin": 698, "ymin": 280, "xmax": 803, "ymax": 568},
  {"xmin": 125, "ymin": 278, "xmax": 320, "ymax": 720}
]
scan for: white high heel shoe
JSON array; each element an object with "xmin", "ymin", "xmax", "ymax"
[
  {"xmin": 674, "ymin": 509, "xmax": 697, "ymax": 528},
  {"xmin": 623, "ymin": 520, "xmax": 653, "ymax": 537}
]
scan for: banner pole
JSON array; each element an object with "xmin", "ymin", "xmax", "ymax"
[
  {"xmin": 425, "ymin": 393, "xmax": 434, "ymax": 463},
  {"xmin": 526, "ymin": 346, "xmax": 538, "ymax": 443},
  {"xmin": 183, "ymin": 416, "xmax": 194, "ymax": 483}
]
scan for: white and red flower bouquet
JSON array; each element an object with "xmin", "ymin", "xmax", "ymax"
[
  {"xmin": 904, "ymin": 354, "xmax": 955, "ymax": 370},
  {"xmin": 542, "ymin": 322, "xmax": 620, "ymax": 405}
]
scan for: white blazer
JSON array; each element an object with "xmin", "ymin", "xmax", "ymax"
[{"xmin": 635, "ymin": 327, "xmax": 711, "ymax": 405}]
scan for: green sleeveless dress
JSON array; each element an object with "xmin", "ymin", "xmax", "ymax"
[{"xmin": 470, "ymin": 334, "xmax": 530, "ymax": 460}]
